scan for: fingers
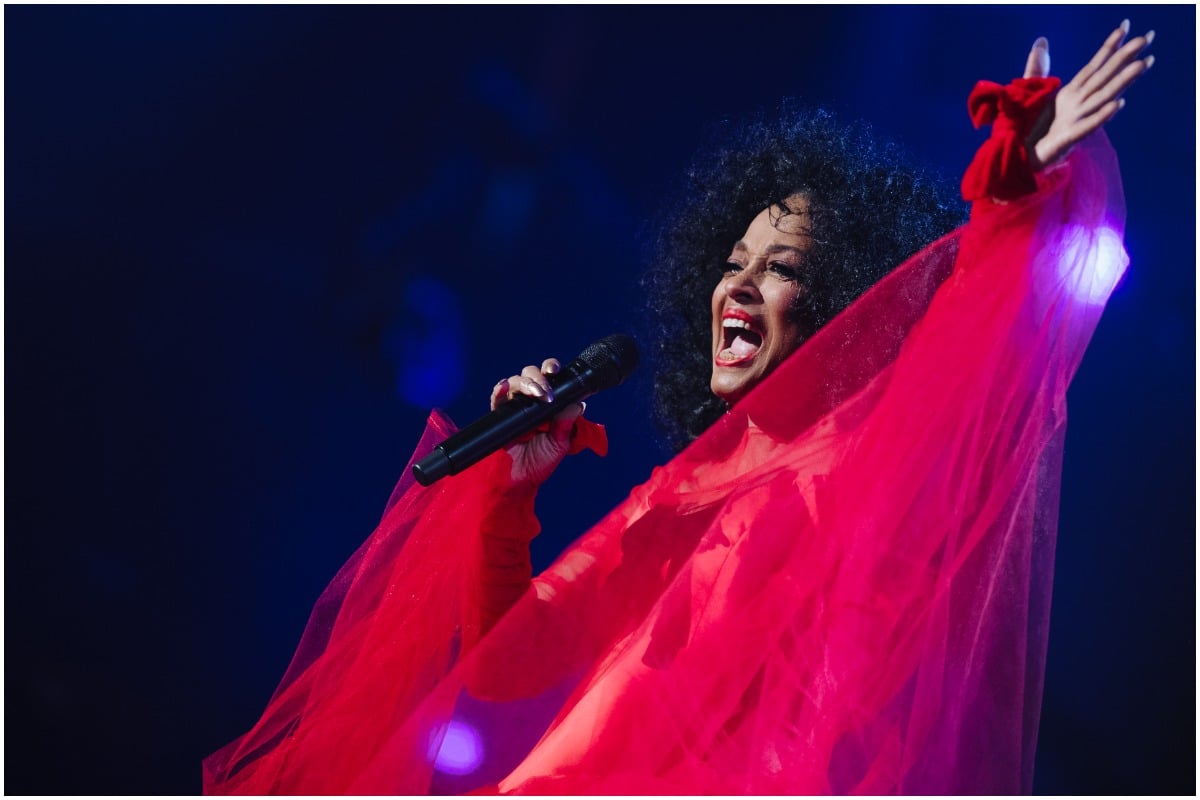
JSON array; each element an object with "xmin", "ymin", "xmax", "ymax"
[
  {"xmin": 1071, "ymin": 21, "xmax": 1154, "ymax": 97},
  {"xmin": 520, "ymin": 364, "xmax": 554, "ymax": 401},
  {"xmin": 1071, "ymin": 98, "xmax": 1126, "ymax": 142},
  {"xmin": 1070, "ymin": 20, "xmax": 1131, "ymax": 89},
  {"xmin": 490, "ymin": 374, "xmax": 550, "ymax": 408},
  {"xmin": 1081, "ymin": 29, "xmax": 1154, "ymax": 98},
  {"xmin": 1034, "ymin": 20, "xmax": 1155, "ymax": 168},
  {"xmin": 1024, "ymin": 36, "xmax": 1050, "ymax": 79},
  {"xmin": 489, "ymin": 359, "xmax": 560, "ymax": 410},
  {"xmin": 489, "ymin": 378, "xmax": 511, "ymax": 411},
  {"xmin": 1077, "ymin": 58, "xmax": 1145, "ymax": 118},
  {"xmin": 1060, "ymin": 27, "xmax": 1153, "ymax": 138}
]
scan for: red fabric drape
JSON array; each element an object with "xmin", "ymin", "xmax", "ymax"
[{"xmin": 204, "ymin": 126, "xmax": 1126, "ymax": 794}]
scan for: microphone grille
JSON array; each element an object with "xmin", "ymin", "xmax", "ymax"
[{"xmin": 577, "ymin": 334, "xmax": 640, "ymax": 390}]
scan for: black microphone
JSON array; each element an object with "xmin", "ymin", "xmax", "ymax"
[{"xmin": 412, "ymin": 334, "xmax": 640, "ymax": 486}]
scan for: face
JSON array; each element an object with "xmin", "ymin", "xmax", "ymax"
[{"xmin": 710, "ymin": 194, "xmax": 811, "ymax": 406}]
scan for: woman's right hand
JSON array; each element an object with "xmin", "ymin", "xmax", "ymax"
[{"xmin": 490, "ymin": 358, "xmax": 587, "ymax": 490}]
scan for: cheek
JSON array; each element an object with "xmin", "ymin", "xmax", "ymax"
[
  {"xmin": 765, "ymin": 290, "xmax": 807, "ymax": 358},
  {"xmin": 766, "ymin": 286, "xmax": 802, "ymax": 329}
]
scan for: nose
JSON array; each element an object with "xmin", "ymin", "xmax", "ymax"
[{"xmin": 724, "ymin": 263, "xmax": 763, "ymax": 303}]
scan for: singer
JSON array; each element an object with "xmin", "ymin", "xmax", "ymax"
[{"xmin": 205, "ymin": 24, "xmax": 1153, "ymax": 795}]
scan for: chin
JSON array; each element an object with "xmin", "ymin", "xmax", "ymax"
[{"xmin": 710, "ymin": 370, "xmax": 753, "ymax": 406}]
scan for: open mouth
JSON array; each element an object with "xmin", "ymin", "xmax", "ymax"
[{"xmin": 716, "ymin": 317, "xmax": 763, "ymax": 366}]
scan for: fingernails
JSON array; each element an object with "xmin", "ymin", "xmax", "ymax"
[
  {"xmin": 1033, "ymin": 36, "xmax": 1048, "ymax": 50},
  {"xmin": 528, "ymin": 383, "xmax": 546, "ymax": 398},
  {"xmin": 1144, "ymin": 54, "xmax": 1155, "ymax": 69},
  {"xmin": 1120, "ymin": 19, "xmax": 1130, "ymax": 34},
  {"xmin": 1145, "ymin": 30, "xmax": 1155, "ymax": 45},
  {"xmin": 1117, "ymin": 98, "xmax": 1127, "ymax": 110}
]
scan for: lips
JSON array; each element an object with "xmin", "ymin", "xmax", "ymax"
[{"xmin": 716, "ymin": 309, "xmax": 764, "ymax": 366}]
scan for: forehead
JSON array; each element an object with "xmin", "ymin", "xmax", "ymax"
[{"xmin": 739, "ymin": 194, "xmax": 812, "ymax": 245}]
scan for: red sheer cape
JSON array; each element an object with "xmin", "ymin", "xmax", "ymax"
[{"xmin": 204, "ymin": 133, "xmax": 1126, "ymax": 794}]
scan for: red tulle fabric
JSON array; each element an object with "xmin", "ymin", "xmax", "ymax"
[
  {"xmin": 204, "ymin": 126, "xmax": 1126, "ymax": 794},
  {"xmin": 962, "ymin": 76, "xmax": 1061, "ymax": 202}
]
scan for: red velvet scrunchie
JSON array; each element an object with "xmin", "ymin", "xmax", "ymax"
[{"xmin": 961, "ymin": 76, "xmax": 1061, "ymax": 203}]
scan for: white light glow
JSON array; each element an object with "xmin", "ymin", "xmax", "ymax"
[{"xmin": 1057, "ymin": 224, "xmax": 1128, "ymax": 307}]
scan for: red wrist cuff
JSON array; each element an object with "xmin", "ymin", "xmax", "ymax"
[
  {"xmin": 510, "ymin": 416, "xmax": 609, "ymax": 457},
  {"xmin": 961, "ymin": 76, "xmax": 1061, "ymax": 203}
]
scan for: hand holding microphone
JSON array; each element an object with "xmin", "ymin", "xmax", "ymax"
[
  {"xmin": 412, "ymin": 334, "xmax": 639, "ymax": 487},
  {"xmin": 489, "ymin": 357, "xmax": 589, "ymax": 489}
]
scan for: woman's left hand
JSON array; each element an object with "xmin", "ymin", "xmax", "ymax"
[{"xmin": 1025, "ymin": 20, "xmax": 1155, "ymax": 170}]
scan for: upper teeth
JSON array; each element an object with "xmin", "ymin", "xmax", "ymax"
[{"xmin": 724, "ymin": 318, "xmax": 754, "ymax": 331}]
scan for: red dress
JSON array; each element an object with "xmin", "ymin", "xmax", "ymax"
[{"xmin": 204, "ymin": 81, "xmax": 1127, "ymax": 794}]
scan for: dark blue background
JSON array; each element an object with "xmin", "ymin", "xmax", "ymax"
[{"xmin": 6, "ymin": 5, "xmax": 1194, "ymax": 794}]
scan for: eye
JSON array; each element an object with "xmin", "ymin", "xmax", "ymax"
[
  {"xmin": 722, "ymin": 261, "xmax": 744, "ymax": 275},
  {"xmin": 768, "ymin": 261, "xmax": 799, "ymax": 280}
]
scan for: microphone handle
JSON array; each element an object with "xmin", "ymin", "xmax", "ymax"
[{"xmin": 412, "ymin": 364, "xmax": 600, "ymax": 486}]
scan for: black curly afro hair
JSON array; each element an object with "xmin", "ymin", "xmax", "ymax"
[{"xmin": 642, "ymin": 102, "xmax": 965, "ymax": 453}]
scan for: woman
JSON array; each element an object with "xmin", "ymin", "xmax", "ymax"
[{"xmin": 205, "ymin": 24, "xmax": 1152, "ymax": 795}]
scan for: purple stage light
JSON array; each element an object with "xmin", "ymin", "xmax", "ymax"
[{"xmin": 430, "ymin": 720, "xmax": 484, "ymax": 776}]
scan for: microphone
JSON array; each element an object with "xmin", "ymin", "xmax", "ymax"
[{"xmin": 412, "ymin": 334, "xmax": 640, "ymax": 486}]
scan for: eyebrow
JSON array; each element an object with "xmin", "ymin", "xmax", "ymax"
[{"xmin": 731, "ymin": 242, "xmax": 807, "ymax": 257}]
